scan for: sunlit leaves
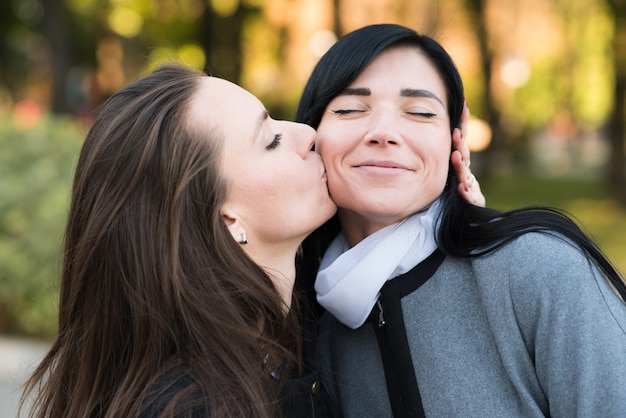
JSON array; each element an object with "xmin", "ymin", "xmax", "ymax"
[
  {"xmin": 108, "ymin": 6, "xmax": 143, "ymax": 37},
  {"xmin": 65, "ymin": 0, "xmax": 97, "ymax": 14},
  {"xmin": 210, "ymin": 0, "xmax": 239, "ymax": 17},
  {"xmin": 146, "ymin": 44, "xmax": 206, "ymax": 70}
]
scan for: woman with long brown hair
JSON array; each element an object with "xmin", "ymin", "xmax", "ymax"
[
  {"xmin": 20, "ymin": 63, "xmax": 481, "ymax": 417},
  {"xmin": 21, "ymin": 64, "xmax": 338, "ymax": 418}
]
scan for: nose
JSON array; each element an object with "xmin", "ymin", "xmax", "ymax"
[
  {"xmin": 294, "ymin": 122, "xmax": 316, "ymax": 158},
  {"xmin": 364, "ymin": 109, "xmax": 401, "ymax": 146}
]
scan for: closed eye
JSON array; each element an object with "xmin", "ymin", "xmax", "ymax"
[
  {"xmin": 408, "ymin": 111, "xmax": 437, "ymax": 119},
  {"xmin": 266, "ymin": 133, "xmax": 282, "ymax": 150},
  {"xmin": 332, "ymin": 109, "xmax": 365, "ymax": 115}
]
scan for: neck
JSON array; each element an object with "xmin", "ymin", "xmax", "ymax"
[
  {"xmin": 338, "ymin": 209, "xmax": 402, "ymax": 248},
  {"xmin": 242, "ymin": 241, "xmax": 299, "ymax": 312},
  {"xmin": 338, "ymin": 201, "xmax": 438, "ymax": 248}
]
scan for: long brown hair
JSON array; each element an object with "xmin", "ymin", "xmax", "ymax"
[{"xmin": 21, "ymin": 64, "xmax": 300, "ymax": 418}]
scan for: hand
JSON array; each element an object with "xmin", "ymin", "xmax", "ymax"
[{"xmin": 451, "ymin": 101, "xmax": 485, "ymax": 207}]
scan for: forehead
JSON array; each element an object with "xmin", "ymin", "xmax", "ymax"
[
  {"xmin": 189, "ymin": 77, "xmax": 260, "ymax": 119},
  {"xmin": 350, "ymin": 46, "xmax": 446, "ymax": 102},
  {"xmin": 186, "ymin": 76, "xmax": 262, "ymax": 141}
]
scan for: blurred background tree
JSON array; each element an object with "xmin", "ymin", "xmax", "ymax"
[
  {"xmin": 607, "ymin": 0, "xmax": 626, "ymax": 204},
  {"xmin": 1, "ymin": 0, "xmax": 625, "ymax": 339}
]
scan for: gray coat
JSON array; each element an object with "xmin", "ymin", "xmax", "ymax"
[{"xmin": 317, "ymin": 232, "xmax": 626, "ymax": 417}]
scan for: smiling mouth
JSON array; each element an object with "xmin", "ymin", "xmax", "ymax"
[
  {"xmin": 356, "ymin": 160, "xmax": 410, "ymax": 169},
  {"xmin": 354, "ymin": 160, "xmax": 412, "ymax": 175},
  {"xmin": 353, "ymin": 160, "xmax": 413, "ymax": 177}
]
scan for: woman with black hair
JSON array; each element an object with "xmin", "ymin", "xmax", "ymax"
[{"xmin": 296, "ymin": 23, "xmax": 626, "ymax": 417}]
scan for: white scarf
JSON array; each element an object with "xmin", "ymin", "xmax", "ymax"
[{"xmin": 315, "ymin": 201, "xmax": 440, "ymax": 329}]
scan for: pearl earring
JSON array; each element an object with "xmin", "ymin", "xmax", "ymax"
[{"xmin": 239, "ymin": 232, "xmax": 248, "ymax": 245}]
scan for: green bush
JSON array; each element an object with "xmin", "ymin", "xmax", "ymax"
[{"xmin": 0, "ymin": 116, "xmax": 84, "ymax": 339}]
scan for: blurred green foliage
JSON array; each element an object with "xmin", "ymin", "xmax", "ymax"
[{"xmin": 0, "ymin": 116, "xmax": 84, "ymax": 339}]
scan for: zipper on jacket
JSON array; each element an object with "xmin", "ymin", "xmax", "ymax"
[{"xmin": 376, "ymin": 299, "xmax": 386, "ymax": 328}]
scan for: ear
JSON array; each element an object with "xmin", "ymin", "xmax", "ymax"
[{"xmin": 221, "ymin": 204, "xmax": 245, "ymax": 244}]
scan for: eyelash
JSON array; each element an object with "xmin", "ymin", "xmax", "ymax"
[
  {"xmin": 266, "ymin": 133, "xmax": 282, "ymax": 150},
  {"xmin": 332, "ymin": 109, "xmax": 362, "ymax": 115},
  {"xmin": 408, "ymin": 112, "xmax": 437, "ymax": 119}
]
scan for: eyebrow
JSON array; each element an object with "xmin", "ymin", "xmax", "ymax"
[
  {"xmin": 338, "ymin": 87, "xmax": 371, "ymax": 96},
  {"xmin": 400, "ymin": 88, "xmax": 444, "ymax": 107},
  {"xmin": 254, "ymin": 110, "xmax": 269, "ymax": 142},
  {"xmin": 338, "ymin": 87, "xmax": 444, "ymax": 107}
]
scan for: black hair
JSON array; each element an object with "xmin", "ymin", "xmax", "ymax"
[{"xmin": 295, "ymin": 23, "xmax": 626, "ymax": 302}]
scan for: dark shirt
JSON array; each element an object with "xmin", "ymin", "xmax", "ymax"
[
  {"xmin": 139, "ymin": 368, "xmax": 339, "ymax": 418},
  {"xmin": 139, "ymin": 372, "xmax": 207, "ymax": 418}
]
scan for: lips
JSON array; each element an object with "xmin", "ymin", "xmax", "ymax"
[
  {"xmin": 355, "ymin": 160, "xmax": 411, "ymax": 170},
  {"xmin": 350, "ymin": 159, "xmax": 414, "ymax": 178}
]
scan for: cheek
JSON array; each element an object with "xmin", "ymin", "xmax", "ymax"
[
  {"xmin": 317, "ymin": 128, "xmax": 349, "ymax": 168},
  {"xmin": 416, "ymin": 136, "xmax": 451, "ymax": 183},
  {"xmin": 316, "ymin": 140, "xmax": 337, "ymax": 172},
  {"xmin": 316, "ymin": 121, "xmax": 349, "ymax": 155},
  {"xmin": 234, "ymin": 164, "xmax": 282, "ymax": 200},
  {"xmin": 260, "ymin": 162, "xmax": 310, "ymax": 199},
  {"xmin": 432, "ymin": 148, "xmax": 452, "ymax": 189}
]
